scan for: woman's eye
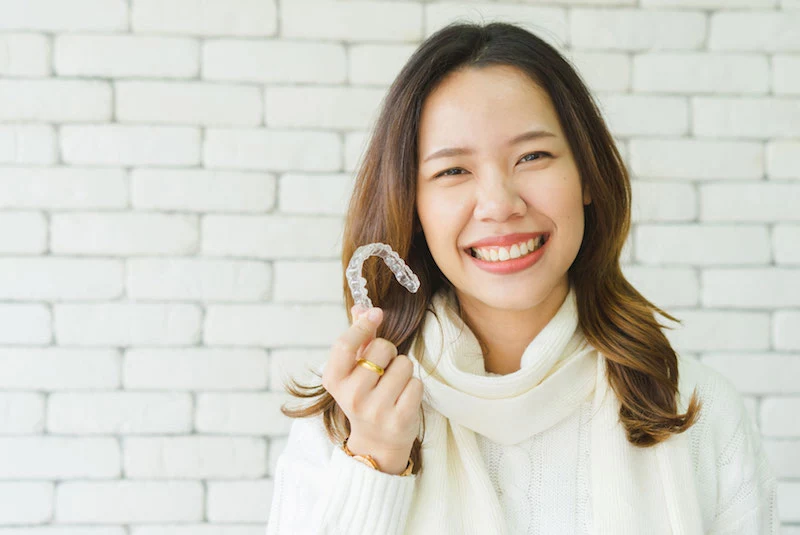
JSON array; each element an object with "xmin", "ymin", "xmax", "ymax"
[{"xmin": 432, "ymin": 151, "xmax": 551, "ymax": 179}]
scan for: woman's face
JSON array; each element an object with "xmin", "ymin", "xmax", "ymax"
[{"xmin": 415, "ymin": 64, "xmax": 591, "ymax": 312}]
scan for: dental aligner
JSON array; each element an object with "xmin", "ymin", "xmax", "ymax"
[{"xmin": 346, "ymin": 242, "xmax": 420, "ymax": 309}]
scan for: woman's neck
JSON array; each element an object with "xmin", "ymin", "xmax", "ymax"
[{"xmin": 456, "ymin": 280, "xmax": 570, "ymax": 375}]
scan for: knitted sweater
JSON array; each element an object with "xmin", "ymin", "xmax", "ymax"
[{"xmin": 266, "ymin": 354, "xmax": 778, "ymax": 534}]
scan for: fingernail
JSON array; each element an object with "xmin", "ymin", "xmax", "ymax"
[{"xmin": 367, "ymin": 308, "xmax": 381, "ymax": 322}]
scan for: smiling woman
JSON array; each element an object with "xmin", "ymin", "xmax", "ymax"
[
  {"xmin": 267, "ymin": 19, "xmax": 778, "ymax": 535},
  {"xmin": 415, "ymin": 65, "xmax": 592, "ymax": 374}
]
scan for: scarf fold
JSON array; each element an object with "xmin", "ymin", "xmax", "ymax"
[{"xmin": 405, "ymin": 284, "xmax": 705, "ymax": 535}]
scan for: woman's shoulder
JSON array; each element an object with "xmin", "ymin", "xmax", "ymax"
[
  {"xmin": 675, "ymin": 353, "xmax": 752, "ymax": 433},
  {"xmin": 674, "ymin": 353, "xmax": 778, "ymax": 531},
  {"xmin": 675, "ymin": 352, "xmax": 756, "ymax": 447}
]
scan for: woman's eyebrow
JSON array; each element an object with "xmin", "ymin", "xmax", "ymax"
[{"xmin": 422, "ymin": 129, "xmax": 557, "ymax": 163}]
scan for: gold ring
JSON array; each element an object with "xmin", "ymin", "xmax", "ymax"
[{"xmin": 356, "ymin": 358, "xmax": 385, "ymax": 376}]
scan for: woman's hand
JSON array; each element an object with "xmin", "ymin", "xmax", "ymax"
[{"xmin": 321, "ymin": 305, "xmax": 423, "ymax": 474}]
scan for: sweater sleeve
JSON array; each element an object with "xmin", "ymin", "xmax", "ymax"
[
  {"xmin": 266, "ymin": 414, "xmax": 417, "ymax": 535},
  {"xmin": 705, "ymin": 377, "xmax": 780, "ymax": 535}
]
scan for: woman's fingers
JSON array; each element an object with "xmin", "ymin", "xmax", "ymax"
[{"xmin": 323, "ymin": 306, "xmax": 382, "ymax": 389}]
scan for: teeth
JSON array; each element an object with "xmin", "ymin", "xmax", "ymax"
[{"xmin": 471, "ymin": 235, "xmax": 547, "ymax": 262}]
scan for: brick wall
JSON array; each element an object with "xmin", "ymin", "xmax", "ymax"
[{"xmin": 0, "ymin": 0, "xmax": 798, "ymax": 532}]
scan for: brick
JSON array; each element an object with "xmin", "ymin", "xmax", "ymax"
[
  {"xmin": 761, "ymin": 397, "xmax": 800, "ymax": 437},
  {"xmin": 702, "ymin": 269, "xmax": 800, "ymax": 308},
  {"xmin": 596, "ymin": 94, "xmax": 688, "ymax": 136},
  {"xmin": 633, "ymin": 53, "xmax": 768, "ymax": 94},
  {"xmin": 0, "ymin": 482, "xmax": 52, "ymax": 524},
  {"xmin": 132, "ymin": 0, "xmax": 277, "ymax": 36},
  {"xmin": 278, "ymin": 173, "xmax": 354, "ymax": 215},
  {"xmin": 131, "ymin": 528, "xmax": 262, "ymax": 535},
  {"xmin": 778, "ymin": 481, "xmax": 800, "ymax": 523},
  {"xmin": 635, "ymin": 224, "xmax": 770, "ymax": 266},
  {"xmin": 117, "ymin": 81, "xmax": 261, "ymax": 126},
  {"xmin": 0, "ymin": 258, "xmax": 122, "ymax": 300},
  {"xmin": 0, "ymin": 393, "xmax": 45, "ymax": 433},
  {"xmin": 0, "ymin": 125, "xmax": 57, "ymax": 165},
  {"xmin": 0, "ymin": 348, "xmax": 120, "ymax": 390},
  {"xmin": 629, "ymin": 138, "xmax": 763, "ymax": 181},
  {"xmin": 426, "ymin": 4, "xmax": 567, "ymax": 49},
  {"xmin": 265, "ymin": 86, "xmax": 384, "ymax": 129},
  {"xmin": 0, "ymin": 212, "xmax": 47, "ymax": 254},
  {"xmin": 664, "ymin": 310, "xmax": 770, "ymax": 351},
  {"xmin": 203, "ymin": 128, "xmax": 340, "ymax": 171},
  {"xmin": 0, "ymin": 80, "xmax": 110, "ymax": 121},
  {"xmin": 763, "ymin": 439, "xmax": 800, "ymax": 478},
  {"xmin": 269, "ymin": 349, "xmax": 328, "ymax": 392},
  {"xmin": 0, "ymin": 167, "xmax": 127, "ymax": 208},
  {"xmin": 528, "ymin": 0, "xmax": 635, "ymax": 3},
  {"xmin": 54, "ymin": 303, "xmax": 201, "ymax": 346},
  {"xmin": 283, "ymin": 0, "xmax": 421, "ymax": 42},
  {"xmin": 620, "ymin": 266, "xmax": 698, "ymax": 307},
  {"xmin": 344, "ymin": 131, "xmax": 368, "ymax": 173},
  {"xmin": 56, "ymin": 481, "xmax": 202, "ymax": 523},
  {"xmin": 766, "ymin": 140, "xmax": 800, "ymax": 180},
  {"xmin": 643, "ymin": 0, "xmax": 775, "ymax": 6},
  {"xmin": 123, "ymin": 437, "xmax": 266, "ymax": 479},
  {"xmin": 0, "ymin": 34, "xmax": 49, "ymax": 76},
  {"xmin": 349, "ymin": 44, "xmax": 417, "ymax": 86},
  {"xmin": 710, "ymin": 11, "xmax": 800, "ymax": 51},
  {"xmin": 701, "ymin": 354, "xmax": 800, "ymax": 395},
  {"xmin": 0, "ymin": 437, "xmax": 119, "ymax": 479},
  {"xmin": 204, "ymin": 40, "xmax": 345, "ymax": 84},
  {"xmin": 0, "ymin": 530, "xmax": 125, "ymax": 535},
  {"xmin": 0, "ymin": 304, "xmax": 50, "ymax": 345},
  {"xmin": 55, "ymin": 35, "xmax": 198, "ymax": 78},
  {"xmin": 570, "ymin": 9, "xmax": 705, "ymax": 51},
  {"xmin": 693, "ymin": 97, "xmax": 800, "ymax": 138},
  {"xmin": 127, "ymin": 258, "xmax": 271, "ymax": 301},
  {"xmin": 774, "ymin": 55, "xmax": 800, "ymax": 94},
  {"xmin": 204, "ymin": 303, "xmax": 347, "ymax": 347},
  {"xmin": 775, "ymin": 311, "xmax": 800, "ymax": 350},
  {"xmin": 701, "ymin": 183, "xmax": 799, "ymax": 221},
  {"xmin": 0, "ymin": 0, "xmax": 127, "ymax": 31},
  {"xmin": 631, "ymin": 180, "xmax": 696, "ymax": 222},
  {"xmin": 206, "ymin": 480, "xmax": 272, "ymax": 522},
  {"xmin": 201, "ymin": 214, "xmax": 342, "ymax": 259},
  {"xmin": 124, "ymin": 348, "xmax": 268, "ymax": 390},
  {"xmin": 62, "ymin": 125, "xmax": 201, "ymax": 166},
  {"xmin": 47, "ymin": 393, "xmax": 192, "ymax": 434},
  {"xmin": 565, "ymin": 51, "xmax": 630, "ymax": 92},
  {"xmin": 272, "ymin": 261, "xmax": 342, "ymax": 303},
  {"xmin": 131, "ymin": 169, "xmax": 275, "ymax": 212},
  {"xmin": 774, "ymin": 225, "xmax": 800, "ymax": 264},
  {"xmin": 51, "ymin": 213, "xmax": 198, "ymax": 255},
  {"xmin": 195, "ymin": 392, "xmax": 293, "ymax": 435}
]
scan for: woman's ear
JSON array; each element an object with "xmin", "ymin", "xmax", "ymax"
[{"xmin": 583, "ymin": 184, "xmax": 592, "ymax": 205}]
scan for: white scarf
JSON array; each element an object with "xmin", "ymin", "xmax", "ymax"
[{"xmin": 405, "ymin": 284, "xmax": 705, "ymax": 534}]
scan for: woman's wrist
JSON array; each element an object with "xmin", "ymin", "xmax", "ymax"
[{"xmin": 343, "ymin": 434, "xmax": 413, "ymax": 475}]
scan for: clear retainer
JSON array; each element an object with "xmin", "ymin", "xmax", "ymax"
[{"xmin": 346, "ymin": 242, "xmax": 420, "ymax": 309}]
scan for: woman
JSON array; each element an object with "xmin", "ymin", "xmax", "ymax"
[{"xmin": 266, "ymin": 21, "xmax": 778, "ymax": 534}]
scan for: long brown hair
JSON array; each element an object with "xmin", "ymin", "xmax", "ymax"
[{"xmin": 281, "ymin": 20, "xmax": 702, "ymax": 475}]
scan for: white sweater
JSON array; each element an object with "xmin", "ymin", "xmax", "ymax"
[{"xmin": 266, "ymin": 355, "xmax": 778, "ymax": 534}]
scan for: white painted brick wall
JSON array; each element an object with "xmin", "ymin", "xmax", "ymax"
[{"xmin": 0, "ymin": 1, "xmax": 797, "ymax": 531}]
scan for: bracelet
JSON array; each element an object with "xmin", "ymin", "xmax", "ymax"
[{"xmin": 342, "ymin": 436, "xmax": 414, "ymax": 476}]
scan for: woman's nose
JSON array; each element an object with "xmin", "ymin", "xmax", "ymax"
[{"xmin": 473, "ymin": 178, "xmax": 526, "ymax": 222}]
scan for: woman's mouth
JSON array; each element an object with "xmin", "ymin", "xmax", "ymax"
[
  {"xmin": 464, "ymin": 233, "xmax": 550, "ymax": 275},
  {"xmin": 467, "ymin": 234, "xmax": 549, "ymax": 262}
]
